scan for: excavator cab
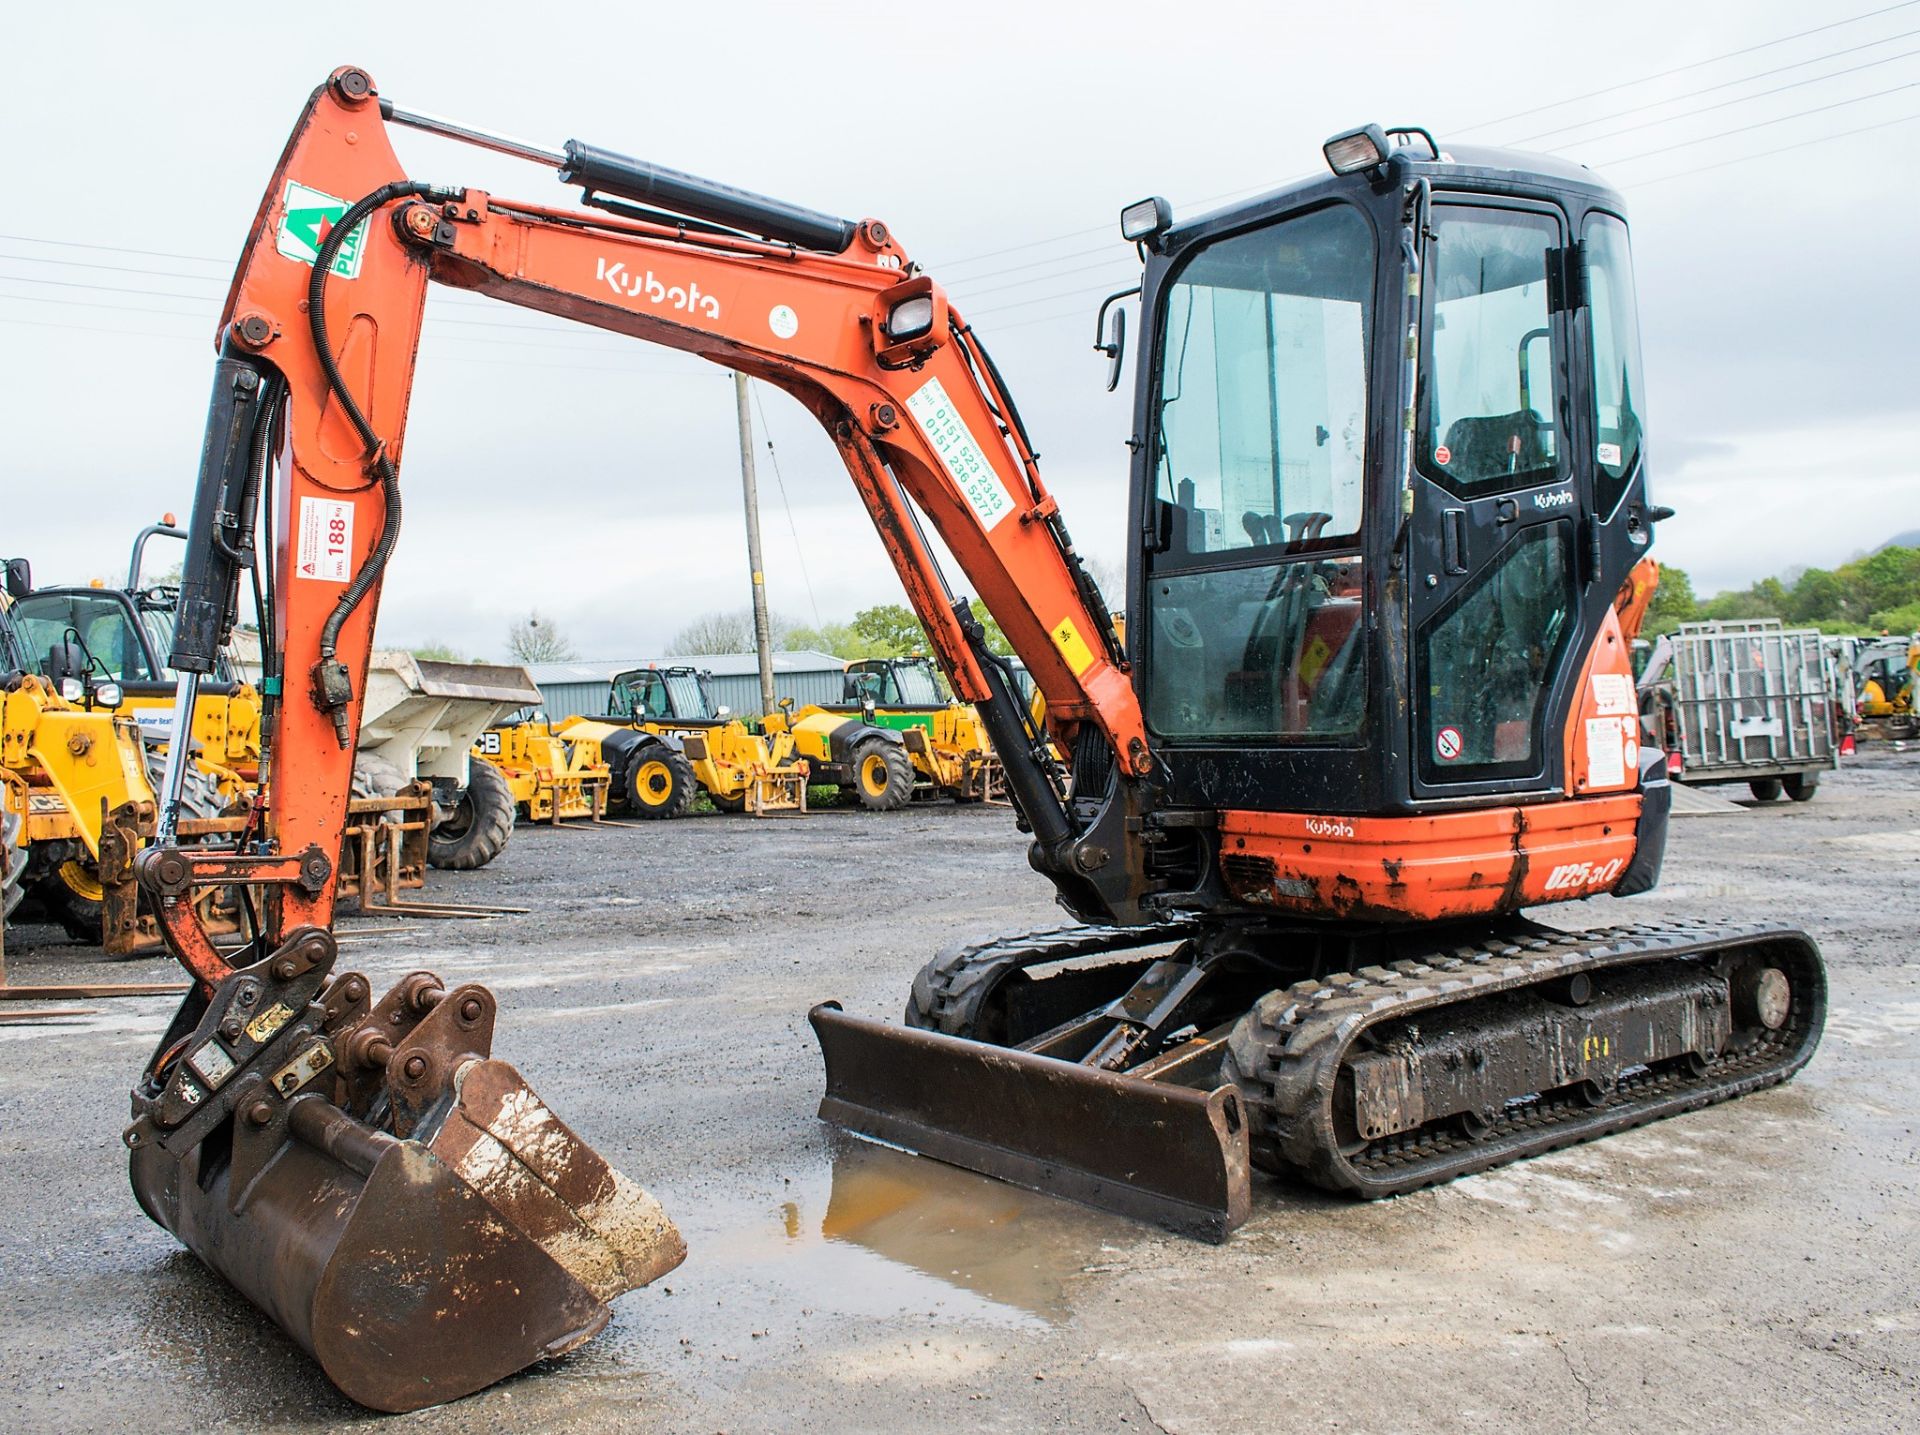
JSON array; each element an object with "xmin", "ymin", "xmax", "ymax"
[{"xmin": 1128, "ymin": 129, "xmax": 1662, "ymax": 872}]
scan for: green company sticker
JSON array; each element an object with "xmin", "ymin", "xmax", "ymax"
[{"xmin": 275, "ymin": 180, "xmax": 369, "ymax": 279}]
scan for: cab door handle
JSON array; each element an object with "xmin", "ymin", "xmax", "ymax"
[{"xmin": 1443, "ymin": 508, "xmax": 1468, "ymax": 575}]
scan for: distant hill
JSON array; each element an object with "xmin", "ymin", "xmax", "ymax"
[{"xmin": 1880, "ymin": 530, "xmax": 1920, "ymax": 552}]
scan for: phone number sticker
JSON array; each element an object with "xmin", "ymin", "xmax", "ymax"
[{"xmin": 904, "ymin": 376, "xmax": 1016, "ymax": 531}]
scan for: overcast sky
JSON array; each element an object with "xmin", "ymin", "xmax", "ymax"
[{"xmin": 6, "ymin": 1, "xmax": 1916, "ymax": 660}]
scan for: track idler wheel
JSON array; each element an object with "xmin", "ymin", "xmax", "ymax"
[{"xmin": 126, "ymin": 946, "xmax": 684, "ymax": 1412}]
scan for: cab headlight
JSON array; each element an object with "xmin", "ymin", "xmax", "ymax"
[{"xmin": 1323, "ymin": 124, "xmax": 1390, "ymax": 175}]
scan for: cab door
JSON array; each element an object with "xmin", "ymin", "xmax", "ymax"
[{"xmin": 1407, "ymin": 200, "xmax": 1585, "ymax": 798}]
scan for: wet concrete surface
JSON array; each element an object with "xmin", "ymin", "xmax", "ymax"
[{"xmin": 3, "ymin": 754, "xmax": 1916, "ymax": 1432}]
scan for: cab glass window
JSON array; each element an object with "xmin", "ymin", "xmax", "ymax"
[
  {"xmin": 663, "ymin": 671, "xmax": 705, "ymax": 718},
  {"xmin": 1585, "ymin": 213, "xmax": 1645, "ymax": 516},
  {"xmin": 1419, "ymin": 208, "xmax": 1562, "ymax": 495},
  {"xmin": 1152, "ymin": 204, "xmax": 1373, "ymax": 558},
  {"xmin": 1147, "ymin": 555, "xmax": 1367, "ymax": 741},
  {"xmin": 10, "ymin": 593, "xmax": 157, "ymax": 682},
  {"xmin": 1417, "ymin": 524, "xmax": 1574, "ymax": 781}
]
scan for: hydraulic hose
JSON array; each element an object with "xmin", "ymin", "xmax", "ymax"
[{"xmin": 305, "ymin": 179, "xmax": 459, "ymax": 742}]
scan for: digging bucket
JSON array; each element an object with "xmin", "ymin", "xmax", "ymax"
[{"xmin": 127, "ymin": 956, "xmax": 683, "ymax": 1412}]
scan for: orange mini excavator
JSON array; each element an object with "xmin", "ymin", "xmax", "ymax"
[{"xmin": 136, "ymin": 69, "xmax": 1823, "ymax": 1407}]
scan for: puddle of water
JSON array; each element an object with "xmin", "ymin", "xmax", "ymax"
[{"xmin": 597, "ymin": 1134, "xmax": 1120, "ymax": 1373}]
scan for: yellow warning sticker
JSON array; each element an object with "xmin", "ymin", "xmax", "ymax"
[
  {"xmin": 1051, "ymin": 616, "xmax": 1097, "ymax": 677},
  {"xmin": 1298, "ymin": 634, "xmax": 1331, "ymax": 686}
]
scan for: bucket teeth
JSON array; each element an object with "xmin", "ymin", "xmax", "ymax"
[
  {"xmin": 429, "ymin": 1058, "xmax": 687, "ymax": 1298},
  {"xmin": 129, "ymin": 971, "xmax": 684, "ymax": 1413}
]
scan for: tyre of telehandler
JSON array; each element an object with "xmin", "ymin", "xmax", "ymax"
[
  {"xmin": 429, "ymin": 759, "xmax": 516, "ymax": 869},
  {"xmin": 851, "ymin": 738, "xmax": 913, "ymax": 811},
  {"xmin": 625, "ymin": 746, "xmax": 696, "ymax": 819}
]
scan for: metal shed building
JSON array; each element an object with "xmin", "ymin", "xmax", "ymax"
[{"xmin": 527, "ymin": 650, "xmax": 849, "ymax": 720}]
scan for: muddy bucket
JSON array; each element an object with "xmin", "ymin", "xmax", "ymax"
[{"xmin": 127, "ymin": 956, "xmax": 683, "ymax": 1412}]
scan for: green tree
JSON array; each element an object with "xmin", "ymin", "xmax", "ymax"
[
  {"xmin": 966, "ymin": 599, "xmax": 1013, "ymax": 657},
  {"xmin": 1643, "ymin": 565, "xmax": 1697, "ymax": 635},
  {"xmin": 785, "ymin": 620, "xmax": 893, "ymax": 660},
  {"xmin": 1700, "ymin": 575, "xmax": 1788, "ymax": 622},
  {"xmin": 1840, "ymin": 546, "xmax": 1920, "ymax": 618},
  {"xmin": 411, "ymin": 641, "xmax": 466, "ymax": 661},
  {"xmin": 1784, "ymin": 567, "xmax": 1848, "ymax": 625},
  {"xmin": 849, "ymin": 603, "xmax": 927, "ymax": 655}
]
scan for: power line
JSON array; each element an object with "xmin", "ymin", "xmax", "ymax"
[
  {"xmin": 0, "ymin": 233, "xmax": 231, "ymax": 266},
  {"xmin": 1454, "ymin": 0, "xmax": 1920, "ymax": 133},
  {"xmin": 1628, "ymin": 106, "xmax": 1920, "ymax": 185},
  {"xmin": 0, "ymin": 311, "xmax": 712, "ymax": 380},
  {"xmin": 0, "ymin": 251, "xmax": 233, "ymax": 283},
  {"xmin": 1511, "ymin": 25, "xmax": 1920, "ymax": 143},
  {"xmin": 1543, "ymin": 45, "xmax": 1920, "ymax": 153},
  {"xmin": 1595, "ymin": 78, "xmax": 1920, "ymax": 165},
  {"xmin": 748, "ymin": 384, "xmax": 823, "ymax": 628}
]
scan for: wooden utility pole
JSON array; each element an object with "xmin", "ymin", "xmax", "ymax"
[{"xmin": 733, "ymin": 372, "xmax": 778, "ymax": 715}]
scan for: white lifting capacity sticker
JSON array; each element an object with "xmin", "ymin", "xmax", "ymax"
[
  {"xmin": 296, "ymin": 496, "xmax": 353, "ymax": 583},
  {"xmin": 904, "ymin": 376, "xmax": 1015, "ymax": 531},
  {"xmin": 1590, "ymin": 671, "xmax": 1636, "ymax": 716},
  {"xmin": 1586, "ymin": 716, "xmax": 1627, "ymax": 787}
]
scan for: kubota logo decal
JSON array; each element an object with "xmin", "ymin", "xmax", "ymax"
[
  {"xmin": 1304, "ymin": 817, "xmax": 1355, "ymax": 838},
  {"xmin": 596, "ymin": 258, "xmax": 721, "ymax": 318}
]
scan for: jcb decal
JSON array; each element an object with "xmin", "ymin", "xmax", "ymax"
[{"xmin": 476, "ymin": 731, "xmax": 502, "ymax": 756}]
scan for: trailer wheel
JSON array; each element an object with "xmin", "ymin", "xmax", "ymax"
[
  {"xmin": 1782, "ymin": 771, "xmax": 1820, "ymax": 802},
  {"xmin": 1748, "ymin": 777, "xmax": 1784, "ymax": 802},
  {"xmin": 851, "ymin": 739, "xmax": 913, "ymax": 811},
  {"xmin": 625, "ymin": 747, "xmax": 696, "ymax": 819},
  {"xmin": 429, "ymin": 759, "xmax": 516, "ymax": 870}
]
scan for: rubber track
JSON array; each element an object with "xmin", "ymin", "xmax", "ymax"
[
  {"xmin": 906, "ymin": 920, "xmax": 1199, "ymax": 1036},
  {"xmin": 1224, "ymin": 920, "xmax": 1825, "ymax": 1198}
]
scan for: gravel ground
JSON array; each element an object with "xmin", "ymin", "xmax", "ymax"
[{"xmin": 2, "ymin": 754, "xmax": 1916, "ymax": 1433}]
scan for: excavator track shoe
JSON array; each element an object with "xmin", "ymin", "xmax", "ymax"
[{"xmin": 127, "ymin": 965, "xmax": 684, "ymax": 1412}]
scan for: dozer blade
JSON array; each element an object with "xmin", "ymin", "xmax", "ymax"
[
  {"xmin": 127, "ymin": 955, "xmax": 684, "ymax": 1412},
  {"xmin": 810, "ymin": 1002, "xmax": 1250, "ymax": 1241}
]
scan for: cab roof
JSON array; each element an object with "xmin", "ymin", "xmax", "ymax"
[{"xmin": 1168, "ymin": 133, "xmax": 1627, "ymax": 252}]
